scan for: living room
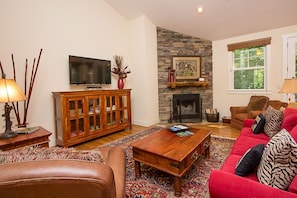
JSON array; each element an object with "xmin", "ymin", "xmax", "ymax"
[
  {"xmin": 2, "ymin": 1, "xmax": 297, "ymax": 197},
  {"xmin": 1, "ymin": 0, "xmax": 297, "ymax": 147}
]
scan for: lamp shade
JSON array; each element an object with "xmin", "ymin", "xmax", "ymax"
[
  {"xmin": 279, "ymin": 78, "xmax": 297, "ymax": 94},
  {"xmin": 0, "ymin": 79, "xmax": 26, "ymax": 103}
]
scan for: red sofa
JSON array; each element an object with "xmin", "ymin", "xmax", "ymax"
[{"xmin": 209, "ymin": 108, "xmax": 297, "ymax": 198}]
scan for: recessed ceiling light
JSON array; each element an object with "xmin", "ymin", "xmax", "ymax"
[{"xmin": 197, "ymin": 6, "xmax": 203, "ymax": 13}]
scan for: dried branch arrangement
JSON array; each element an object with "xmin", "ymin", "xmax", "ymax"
[
  {"xmin": 0, "ymin": 49, "xmax": 43, "ymax": 128},
  {"xmin": 111, "ymin": 55, "xmax": 131, "ymax": 79}
]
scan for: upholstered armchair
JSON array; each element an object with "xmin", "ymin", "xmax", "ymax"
[
  {"xmin": 230, "ymin": 96, "xmax": 288, "ymax": 130},
  {"xmin": 0, "ymin": 146, "xmax": 126, "ymax": 198}
]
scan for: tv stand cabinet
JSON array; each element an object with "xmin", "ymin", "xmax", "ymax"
[{"xmin": 52, "ymin": 89, "xmax": 131, "ymax": 147}]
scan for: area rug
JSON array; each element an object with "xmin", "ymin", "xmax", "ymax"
[{"xmin": 101, "ymin": 126, "xmax": 235, "ymax": 198}]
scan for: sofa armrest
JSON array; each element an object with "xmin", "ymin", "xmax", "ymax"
[
  {"xmin": 230, "ymin": 106, "xmax": 248, "ymax": 118},
  {"xmin": 209, "ymin": 170, "xmax": 297, "ymax": 198},
  {"xmin": 243, "ymin": 119, "xmax": 255, "ymax": 128},
  {"xmin": 105, "ymin": 146, "xmax": 126, "ymax": 198},
  {"xmin": 0, "ymin": 160, "xmax": 116, "ymax": 198}
]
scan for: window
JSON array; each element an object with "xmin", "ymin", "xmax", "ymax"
[
  {"xmin": 228, "ymin": 37, "xmax": 271, "ymax": 92},
  {"xmin": 233, "ymin": 46, "xmax": 265, "ymax": 89}
]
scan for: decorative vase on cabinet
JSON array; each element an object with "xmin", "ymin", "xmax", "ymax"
[{"xmin": 118, "ymin": 78, "xmax": 125, "ymax": 89}]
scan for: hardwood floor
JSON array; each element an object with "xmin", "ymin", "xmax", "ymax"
[
  {"xmin": 191, "ymin": 122, "xmax": 240, "ymax": 139},
  {"xmin": 74, "ymin": 122, "xmax": 240, "ymax": 150},
  {"xmin": 74, "ymin": 125, "xmax": 147, "ymax": 150}
]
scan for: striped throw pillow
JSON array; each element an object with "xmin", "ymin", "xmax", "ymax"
[
  {"xmin": 264, "ymin": 105, "xmax": 284, "ymax": 137},
  {"xmin": 257, "ymin": 129, "xmax": 297, "ymax": 190}
]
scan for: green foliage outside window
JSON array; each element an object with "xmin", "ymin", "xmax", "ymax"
[{"xmin": 233, "ymin": 46, "xmax": 265, "ymax": 89}]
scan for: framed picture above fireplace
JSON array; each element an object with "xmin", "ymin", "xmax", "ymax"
[{"xmin": 173, "ymin": 56, "xmax": 200, "ymax": 80}]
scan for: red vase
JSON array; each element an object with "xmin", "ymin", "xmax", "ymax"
[{"xmin": 118, "ymin": 78, "xmax": 125, "ymax": 89}]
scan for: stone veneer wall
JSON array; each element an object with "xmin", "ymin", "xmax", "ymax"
[{"xmin": 157, "ymin": 27, "xmax": 213, "ymax": 123}]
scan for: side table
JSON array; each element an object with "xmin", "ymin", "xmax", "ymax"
[
  {"xmin": 222, "ymin": 116, "xmax": 231, "ymax": 123},
  {"xmin": 0, "ymin": 127, "xmax": 52, "ymax": 151}
]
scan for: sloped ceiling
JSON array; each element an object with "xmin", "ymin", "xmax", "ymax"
[{"xmin": 105, "ymin": 0, "xmax": 297, "ymax": 41}]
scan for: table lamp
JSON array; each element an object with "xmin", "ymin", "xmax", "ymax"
[
  {"xmin": 279, "ymin": 77, "xmax": 297, "ymax": 108},
  {"xmin": 0, "ymin": 78, "xmax": 26, "ymax": 139}
]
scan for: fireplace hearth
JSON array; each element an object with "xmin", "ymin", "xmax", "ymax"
[{"xmin": 171, "ymin": 94, "xmax": 202, "ymax": 123}]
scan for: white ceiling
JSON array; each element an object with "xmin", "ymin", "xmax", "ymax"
[{"xmin": 104, "ymin": 0, "xmax": 297, "ymax": 41}]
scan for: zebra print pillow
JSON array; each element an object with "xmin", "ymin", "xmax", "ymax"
[
  {"xmin": 257, "ymin": 129, "xmax": 297, "ymax": 190},
  {"xmin": 264, "ymin": 105, "xmax": 284, "ymax": 137}
]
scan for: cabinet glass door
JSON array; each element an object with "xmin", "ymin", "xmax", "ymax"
[
  {"xmin": 88, "ymin": 96, "xmax": 101, "ymax": 132},
  {"xmin": 106, "ymin": 95, "xmax": 116, "ymax": 127},
  {"xmin": 67, "ymin": 97, "xmax": 85, "ymax": 139},
  {"xmin": 119, "ymin": 94, "xmax": 129, "ymax": 124}
]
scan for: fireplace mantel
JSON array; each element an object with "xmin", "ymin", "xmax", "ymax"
[{"xmin": 167, "ymin": 81, "xmax": 209, "ymax": 89}]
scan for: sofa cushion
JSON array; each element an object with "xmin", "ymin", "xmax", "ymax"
[
  {"xmin": 251, "ymin": 113, "xmax": 265, "ymax": 134},
  {"xmin": 235, "ymin": 144, "xmax": 265, "ymax": 177},
  {"xmin": 240, "ymin": 127, "xmax": 270, "ymax": 141},
  {"xmin": 264, "ymin": 105, "xmax": 284, "ymax": 137},
  {"xmin": 221, "ymin": 154, "xmax": 259, "ymax": 181},
  {"xmin": 0, "ymin": 146, "xmax": 103, "ymax": 164},
  {"xmin": 281, "ymin": 108, "xmax": 297, "ymax": 132},
  {"xmin": 257, "ymin": 129, "xmax": 297, "ymax": 190},
  {"xmin": 231, "ymin": 136, "xmax": 267, "ymax": 156},
  {"xmin": 290, "ymin": 125, "xmax": 297, "ymax": 142},
  {"xmin": 289, "ymin": 176, "xmax": 297, "ymax": 194},
  {"xmin": 247, "ymin": 96, "xmax": 269, "ymax": 112}
]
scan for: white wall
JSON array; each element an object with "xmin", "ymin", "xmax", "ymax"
[
  {"xmin": 0, "ymin": 0, "xmax": 159, "ymax": 146},
  {"xmin": 128, "ymin": 15, "xmax": 159, "ymax": 126},
  {"xmin": 213, "ymin": 25, "xmax": 297, "ymax": 118}
]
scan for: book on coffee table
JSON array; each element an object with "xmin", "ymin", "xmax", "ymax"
[
  {"xmin": 169, "ymin": 125, "xmax": 189, "ymax": 132},
  {"xmin": 175, "ymin": 130, "xmax": 194, "ymax": 137},
  {"xmin": 16, "ymin": 126, "xmax": 40, "ymax": 134}
]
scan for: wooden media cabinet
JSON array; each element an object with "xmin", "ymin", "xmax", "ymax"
[{"xmin": 53, "ymin": 89, "xmax": 131, "ymax": 147}]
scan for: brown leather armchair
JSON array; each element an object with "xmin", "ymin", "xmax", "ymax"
[
  {"xmin": 0, "ymin": 146, "xmax": 126, "ymax": 198},
  {"xmin": 230, "ymin": 96, "xmax": 288, "ymax": 130}
]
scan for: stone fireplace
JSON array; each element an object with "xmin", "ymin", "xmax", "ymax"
[{"xmin": 157, "ymin": 27, "xmax": 213, "ymax": 123}]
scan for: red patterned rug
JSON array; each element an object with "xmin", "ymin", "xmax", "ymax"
[{"xmin": 102, "ymin": 126, "xmax": 234, "ymax": 198}]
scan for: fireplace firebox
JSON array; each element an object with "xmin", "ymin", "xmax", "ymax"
[{"xmin": 171, "ymin": 94, "xmax": 202, "ymax": 123}]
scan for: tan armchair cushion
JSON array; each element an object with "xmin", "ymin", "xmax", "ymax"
[
  {"xmin": 247, "ymin": 96, "xmax": 269, "ymax": 112},
  {"xmin": 248, "ymin": 110, "xmax": 264, "ymax": 119}
]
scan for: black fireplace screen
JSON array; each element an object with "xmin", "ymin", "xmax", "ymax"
[{"xmin": 172, "ymin": 94, "xmax": 202, "ymax": 122}]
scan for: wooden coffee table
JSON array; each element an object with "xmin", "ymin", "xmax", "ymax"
[{"xmin": 131, "ymin": 127, "xmax": 211, "ymax": 197}]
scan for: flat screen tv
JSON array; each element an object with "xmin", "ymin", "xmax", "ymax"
[{"xmin": 69, "ymin": 55, "xmax": 111, "ymax": 85}]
